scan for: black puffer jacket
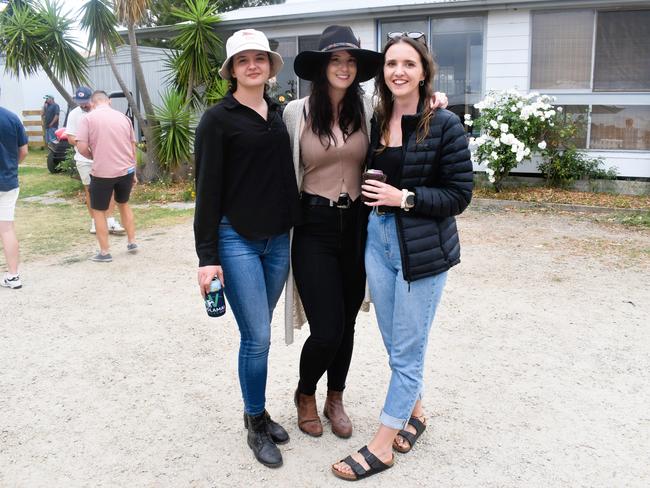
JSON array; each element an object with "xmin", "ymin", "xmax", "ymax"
[{"xmin": 367, "ymin": 107, "xmax": 473, "ymax": 281}]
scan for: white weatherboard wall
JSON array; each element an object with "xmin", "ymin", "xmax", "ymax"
[
  {"xmin": 485, "ymin": 9, "xmax": 530, "ymax": 92},
  {"xmin": 482, "ymin": 9, "xmax": 650, "ymax": 178}
]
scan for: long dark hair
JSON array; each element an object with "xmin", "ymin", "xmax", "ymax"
[
  {"xmin": 374, "ymin": 37, "xmax": 437, "ymax": 149},
  {"xmin": 308, "ymin": 53, "xmax": 365, "ymax": 148}
]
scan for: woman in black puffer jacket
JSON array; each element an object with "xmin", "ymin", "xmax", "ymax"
[{"xmin": 332, "ymin": 33, "xmax": 473, "ymax": 481}]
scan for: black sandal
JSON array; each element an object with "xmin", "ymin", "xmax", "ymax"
[
  {"xmin": 393, "ymin": 416, "xmax": 426, "ymax": 453},
  {"xmin": 332, "ymin": 445, "xmax": 394, "ymax": 481}
]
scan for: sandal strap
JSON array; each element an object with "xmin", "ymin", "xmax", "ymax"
[
  {"xmin": 358, "ymin": 445, "xmax": 390, "ymax": 470},
  {"xmin": 408, "ymin": 416, "xmax": 426, "ymax": 434},
  {"xmin": 397, "ymin": 428, "xmax": 417, "ymax": 446},
  {"xmin": 341, "ymin": 455, "xmax": 366, "ymax": 477}
]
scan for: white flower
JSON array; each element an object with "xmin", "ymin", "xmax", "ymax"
[
  {"xmin": 500, "ymin": 123, "xmax": 509, "ymax": 133},
  {"xmin": 464, "ymin": 114, "xmax": 472, "ymax": 121},
  {"xmin": 510, "ymin": 105, "xmax": 518, "ymax": 112},
  {"xmin": 490, "ymin": 151, "xmax": 498, "ymax": 159},
  {"xmin": 516, "ymin": 101, "xmax": 524, "ymax": 108},
  {"xmin": 497, "ymin": 115, "xmax": 503, "ymax": 121},
  {"xmin": 490, "ymin": 120, "xmax": 499, "ymax": 129},
  {"xmin": 493, "ymin": 139, "xmax": 501, "ymax": 147},
  {"xmin": 537, "ymin": 141, "xmax": 547, "ymax": 150},
  {"xmin": 465, "ymin": 120, "xmax": 473, "ymax": 126},
  {"xmin": 557, "ymin": 106, "xmax": 564, "ymax": 113}
]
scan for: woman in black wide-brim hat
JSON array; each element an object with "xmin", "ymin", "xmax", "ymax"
[{"xmin": 282, "ymin": 25, "xmax": 448, "ymax": 442}]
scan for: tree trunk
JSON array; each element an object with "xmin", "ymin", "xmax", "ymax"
[
  {"xmin": 42, "ymin": 64, "xmax": 76, "ymax": 109},
  {"xmin": 127, "ymin": 23, "xmax": 155, "ymax": 119},
  {"xmin": 105, "ymin": 47, "xmax": 145, "ymax": 127},
  {"xmin": 126, "ymin": 22, "xmax": 161, "ymax": 181},
  {"xmin": 185, "ymin": 71, "xmax": 194, "ymax": 105}
]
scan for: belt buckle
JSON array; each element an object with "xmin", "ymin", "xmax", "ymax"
[
  {"xmin": 335, "ymin": 193, "xmax": 350, "ymax": 209},
  {"xmin": 374, "ymin": 207, "xmax": 386, "ymax": 215}
]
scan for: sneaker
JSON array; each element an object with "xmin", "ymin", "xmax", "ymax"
[
  {"xmin": 108, "ymin": 221, "xmax": 126, "ymax": 235},
  {"xmin": 90, "ymin": 252, "xmax": 112, "ymax": 263},
  {"xmin": 126, "ymin": 243, "xmax": 138, "ymax": 254},
  {"xmin": 90, "ymin": 220, "xmax": 96, "ymax": 234},
  {"xmin": 1, "ymin": 273, "xmax": 22, "ymax": 289}
]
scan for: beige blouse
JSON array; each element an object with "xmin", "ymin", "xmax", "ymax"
[{"xmin": 300, "ymin": 122, "xmax": 368, "ymax": 202}]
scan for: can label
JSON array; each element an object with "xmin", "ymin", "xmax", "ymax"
[{"xmin": 205, "ymin": 277, "xmax": 226, "ymax": 317}]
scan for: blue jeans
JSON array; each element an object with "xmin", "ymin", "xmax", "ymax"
[
  {"xmin": 365, "ymin": 211, "xmax": 448, "ymax": 430},
  {"xmin": 218, "ymin": 217, "xmax": 290, "ymax": 416},
  {"xmin": 46, "ymin": 127, "xmax": 57, "ymax": 144}
]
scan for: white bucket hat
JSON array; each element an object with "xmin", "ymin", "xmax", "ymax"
[{"xmin": 219, "ymin": 29, "xmax": 284, "ymax": 80}]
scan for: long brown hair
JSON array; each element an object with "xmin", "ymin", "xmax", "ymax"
[
  {"xmin": 374, "ymin": 37, "xmax": 437, "ymax": 149},
  {"xmin": 308, "ymin": 53, "xmax": 364, "ymax": 148}
]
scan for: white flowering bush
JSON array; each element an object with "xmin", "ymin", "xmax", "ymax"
[{"xmin": 465, "ymin": 90, "xmax": 561, "ymax": 191}]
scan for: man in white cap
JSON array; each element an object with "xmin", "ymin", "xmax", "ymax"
[{"xmin": 66, "ymin": 86, "xmax": 125, "ymax": 236}]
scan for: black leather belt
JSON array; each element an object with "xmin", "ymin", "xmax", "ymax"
[
  {"xmin": 374, "ymin": 206, "xmax": 397, "ymax": 215},
  {"xmin": 302, "ymin": 193, "xmax": 352, "ymax": 209}
]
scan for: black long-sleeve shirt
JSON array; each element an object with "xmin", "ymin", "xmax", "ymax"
[{"xmin": 193, "ymin": 92, "xmax": 301, "ymax": 266}]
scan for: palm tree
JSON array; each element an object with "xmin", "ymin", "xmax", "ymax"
[
  {"xmin": 1, "ymin": 0, "xmax": 88, "ymax": 107},
  {"xmin": 167, "ymin": 0, "xmax": 221, "ymax": 104},
  {"xmin": 113, "ymin": 0, "xmax": 161, "ymax": 180},
  {"xmin": 80, "ymin": 0, "xmax": 145, "ymax": 129}
]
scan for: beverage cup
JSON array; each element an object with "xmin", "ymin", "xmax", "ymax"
[{"xmin": 361, "ymin": 169, "xmax": 387, "ymax": 202}]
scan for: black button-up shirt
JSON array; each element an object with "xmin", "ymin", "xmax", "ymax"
[{"xmin": 194, "ymin": 91, "xmax": 301, "ymax": 266}]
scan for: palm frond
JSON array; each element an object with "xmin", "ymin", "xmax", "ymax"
[{"xmin": 79, "ymin": 0, "xmax": 123, "ymax": 56}]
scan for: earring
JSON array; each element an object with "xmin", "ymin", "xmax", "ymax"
[{"xmin": 419, "ymin": 80, "xmax": 424, "ymax": 86}]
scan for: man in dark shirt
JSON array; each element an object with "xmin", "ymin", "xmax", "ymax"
[
  {"xmin": 42, "ymin": 95, "xmax": 60, "ymax": 144},
  {"xmin": 0, "ymin": 99, "xmax": 28, "ymax": 289}
]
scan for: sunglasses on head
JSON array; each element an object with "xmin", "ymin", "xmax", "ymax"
[{"xmin": 387, "ymin": 32, "xmax": 427, "ymax": 44}]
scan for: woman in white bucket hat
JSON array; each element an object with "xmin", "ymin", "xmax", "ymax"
[{"xmin": 193, "ymin": 29, "xmax": 301, "ymax": 469}]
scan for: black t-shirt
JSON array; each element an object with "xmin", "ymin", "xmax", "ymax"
[
  {"xmin": 44, "ymin": 103, "xmax": 60, "ymax": 127},
  {"xmin": 193, "ymin": 91, "xmax": 301, "ymax": 266},
  {"xmin": 371, "ymin": 145, "xmax": 403, "ymax": 188}
]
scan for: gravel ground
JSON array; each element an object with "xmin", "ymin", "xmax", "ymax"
[{"xmin": 1, "ymin": 206, "xmax": 649, "ymax": 487}]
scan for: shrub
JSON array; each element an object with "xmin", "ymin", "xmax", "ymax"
[
  {"xmin": 538, "ymin": 148, "xmax": 617, "ymax": 186},
  {"xmin": 153, "ymin": 89, "xmax": 197, "ymax": 174},
  {"xmin": 466, "ymin": 90, "xmax": 558, "ymax": 191}
]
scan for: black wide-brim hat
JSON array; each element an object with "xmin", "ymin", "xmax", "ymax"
[{"xmin": 294, "ymin": 25, "xmax": 383, "ymax": 83}]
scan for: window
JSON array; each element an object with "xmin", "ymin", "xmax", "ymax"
[
  {"xmin": 298, "ymin": 35, "xmax": 320, "ymax": 97},
  {"xmin": 590, "ymin": 106, "xmax": 650, "ymax": 150},
  {"xmin": 430, "ymin": 16, "xmax": 484, "ymax": 123},
  {"xmin": 531, "ymin": 8, "xmax": 650, "ymax": 92},
  {"xmin": 558, "ymin": 105, "xmax": 589, "ymax": 149},
  {"xmin": 378, "ymin": 15, "xmax": 486, "ymax": 130},
  {"xmin": 267, "ymin": 37, "xmax": 297, "ymax": 102},
  {"xmin": 378, "ymin": 20, "xmax": 429, "ymax": 50},
  {"xmin": 530, "ymin": 10, "xmax": 594, "ymax": 89},
  {"xmin": 593, "ymin": 10, "xmax": 650, "ymax": 92}
]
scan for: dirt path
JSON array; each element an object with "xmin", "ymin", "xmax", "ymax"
[{"xmin": 1, "ymin": 207, "xmax": 648, "ymax": 487}]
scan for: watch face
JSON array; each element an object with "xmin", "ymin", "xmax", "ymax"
[{"xmin": 406, "ymin": 194, "xmax": 415, "ymax": 207}]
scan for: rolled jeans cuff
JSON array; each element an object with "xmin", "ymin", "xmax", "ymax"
[{"xmin": 380, "ymin": 409, "xmax": 409, "ymax": 431}]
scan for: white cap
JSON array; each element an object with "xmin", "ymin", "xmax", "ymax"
[{"xmin": 219, "ymin": 29, "xmax": 284, "ymax": 80}]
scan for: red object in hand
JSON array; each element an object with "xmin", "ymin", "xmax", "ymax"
[{"xmin": 55, "ymin": 127, "xmax": 68, "ymax": 141}]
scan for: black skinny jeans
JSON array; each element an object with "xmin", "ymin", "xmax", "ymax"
[{"xmin": 292, "ymin": 199, "xmax": 366, "ymax": 395}]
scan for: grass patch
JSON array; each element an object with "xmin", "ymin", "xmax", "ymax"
[
  {"xmin": 130, "ymin": 180, "xmax": 194, "ymax": 204},
  {"xmin": 18, "ymin": 165, "xmax": 83, "ymax": 199},
  {"xmin": 619, "ymin": 212, "xmax": 650, "ymax": 228},
  {"xmin": 0, "ymin": 202, "xmax": 193, "ymax": 267},
  {"xmin": 474, "ymin": 186, "xmax": 650, "ymax": 210}
]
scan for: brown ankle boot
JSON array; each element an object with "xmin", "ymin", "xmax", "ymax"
[
  {"xmin": 294, "ymin": 389, "xmax": 323, "ymax": 437},
  {"xmin": 323, "ymin": 390, "xmax": 352, "ymax": 438}
]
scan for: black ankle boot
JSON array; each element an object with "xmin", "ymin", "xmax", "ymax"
[
  {"xmin": 244, "ymin": 412, "xmax": 283, "ymax": 468},
  {"xmin": 244, "ymin": 410, "xmax": 289, "ymax": 445}
]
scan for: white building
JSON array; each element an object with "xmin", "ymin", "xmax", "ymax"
[{"xmin": 139, "ymin": 0, "xmax": 650, "ymax": 178}]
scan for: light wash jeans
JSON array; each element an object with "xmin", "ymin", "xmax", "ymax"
[
  {"xmin": 218, "ymin": 217, "xmax": 290, "ymax": 416},
  {"xmin": 365, "ymin": 211, "xmax": 448, "ymax": 430}
]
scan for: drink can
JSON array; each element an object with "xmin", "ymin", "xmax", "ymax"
[{"xmin": 205, "ymin": 277, "xmax": 226, "ymax": 317}]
